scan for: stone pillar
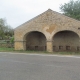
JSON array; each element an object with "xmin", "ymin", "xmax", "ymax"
[
  {"xmin": 14, "ymin": 41, "xmax": 24, "ymax": 50},
  {"xmin": 46, "ymin": 41, "xmax": 53, "ymax": 52}
]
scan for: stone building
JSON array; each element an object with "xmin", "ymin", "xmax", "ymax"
[{"xmin": 14, "ymin": 9, "xmax": 80, "ymax": 52}]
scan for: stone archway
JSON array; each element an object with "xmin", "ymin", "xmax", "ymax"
[
  {"xmin": 24, "ymin": 31, "xmax": 46, "ymax": 51},
  {"xmin": 53, "ymin": 30, "xmax": 80, "ymax": 52}
]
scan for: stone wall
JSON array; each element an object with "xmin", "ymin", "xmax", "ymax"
[
  {"xmin": 0, "ymin": 43, "xmax": 14, "ymax": 48},
  {"xmin": 14, "ymin": 9, "xmax": 80, "ymax": 52}
]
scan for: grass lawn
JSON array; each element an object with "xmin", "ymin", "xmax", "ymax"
[
  {"xmin": 0, "ymin": 47, "xmax": 14, "ymax": 52},
  {"xmin": 0, "ymin": 47, "xmax": 47, "ymax": 53},
  {"xmin": 0, "ymin": 47, "xmax": 80, "ymax": 55},
  {"xmin": 54, "ymin": 51, "xmax": 80, "ymax": 55}
]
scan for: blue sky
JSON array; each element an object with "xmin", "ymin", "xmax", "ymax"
[{"xmin": 0, "ymin": 0, "xmax": 72, "ymax": 28}]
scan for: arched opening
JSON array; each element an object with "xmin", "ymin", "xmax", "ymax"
[
  {"xmin": 25, "ymin": 31, "xmax": 46, "ymax": 51},
  {"xmin": 53, "ymin": 30, "xmax": 80, "ymax": 52}
]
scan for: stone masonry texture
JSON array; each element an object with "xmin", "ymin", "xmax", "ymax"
[{"xmin": 14, "ymin": 9, "xmax": 80, "ymax": 52}]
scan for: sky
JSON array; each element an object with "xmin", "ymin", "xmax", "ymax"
[{"xmin": 0, "ymin": 0, "xmax": 72, "ymax": 28}]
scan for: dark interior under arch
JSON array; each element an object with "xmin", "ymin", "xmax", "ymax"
[
  {"xmin": 53, "ymin": 31, "xmax": 80, "ymax": 52},
  {"xmin": 25, "ymin": 31, "xmax": 46, "ymax": 51}
]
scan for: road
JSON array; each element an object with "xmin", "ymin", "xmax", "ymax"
[{"xmin": 0, "ymin": 52, "xmax": 80, "ymax": 80}]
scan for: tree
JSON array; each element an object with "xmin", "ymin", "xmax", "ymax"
[
  {"xmin": 60, "ymin": 0, "xmax": 80, "ymax": 20},
  {"xmin": 0, "ymin": 18, "xmax": 14, "ymax": 40}
]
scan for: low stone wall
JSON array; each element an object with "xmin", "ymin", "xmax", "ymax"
[{"xmin": 0, "ymin": 43, "xmax": 14, "ymax": 48}]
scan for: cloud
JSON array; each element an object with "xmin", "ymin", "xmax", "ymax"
[{"xmin": 0, "ymin": 0, "xmax": 71, "ymax": 28}]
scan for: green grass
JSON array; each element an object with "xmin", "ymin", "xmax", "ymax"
[
  {"xmin": 0, "ymin": 47, "xmax": 14, "ymax": 52},
  {"xmin": 0, "ymin": 47, "xmax": 48, "ymax": 53},
  {"xmin": 0, "ymin": 47, "xmax": 80, "ymax": 55},
  {"xmin": 53, "ymin": 51, "xmax": 80, "ymax": 55}
]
